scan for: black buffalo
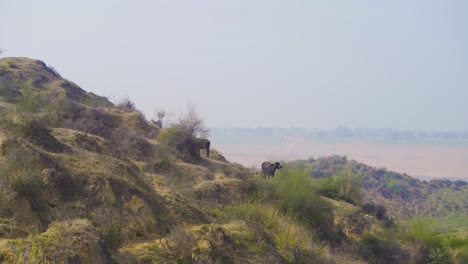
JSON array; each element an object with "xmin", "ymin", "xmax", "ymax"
[
  {"xmin": 195, "ymin": 138, "xmax": 210, "ymax": 157},
  {"xmin": 261, "ymin": 161, "xmax": 283, "ymax": 178}
]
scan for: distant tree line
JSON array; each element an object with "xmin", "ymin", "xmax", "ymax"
[{"xmin": 210, "ymin": 127, "xmax": 468, "ymax": 142}]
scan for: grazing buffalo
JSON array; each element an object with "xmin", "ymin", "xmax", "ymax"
[
  {"xmin": 195, "ymin": 138, "xmax": 210, "ymax": 157},
  {"xmin": 261, "ymin": 161, "xmax": 283, "ymax": 178}
]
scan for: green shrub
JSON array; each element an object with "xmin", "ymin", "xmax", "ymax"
[
  {"xmin": 219, "ymin": 202, "xmax": 327, "ymax": 263},
  {"xmin": 426, "ymin": 246, "xmax": 452, "ymax": 264},
  {"xmin": 222, "ymin": 202, "xmax": 278, "ymax": 240},
  {"xmin": 444, "ymin": 236, "xmax": 468, "ymax": 249},
  {"xmin": 404, "ymin": 218, "xmax": 436, "ymax": 243},
  {"xmin": 158, "ymin": 126, "xmax": 199, "ymax": 161},
  {"xmin": 266, "ymin": 167, "xmax": 318, "ymax": 212},
  {"xmin": 316, "ymin": 168, "xmax": 363, "ymax": 205},
  {"xmin": 316, "ymin": 176, "xmax": 339, "ymax": 198},
  {"xmin": 257, "ymin": 167, "xmax": 334, "ymax": 235}
]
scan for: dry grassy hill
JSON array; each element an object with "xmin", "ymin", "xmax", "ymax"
[
  {"xmin": 0, "ymin": 57, "xmax": 465, "ymax": 264},
  {"xmin": 0, "ymin": 57, "xmax": 254, "ymax": 263}
]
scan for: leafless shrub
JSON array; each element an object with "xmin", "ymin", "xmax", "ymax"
[
  {"xmin": 157, "ymin": 110, "xmax": 166, "ymax": 120},
  {"xmin": 151, "ymin": 109, "xmax": 166, "ymax": 128},
  {"xmin": 178, "ymin": 103, "xmax": 209, "ymax": 138},
  {"xmin": 117, "ymin": 96, "xmax": 136, "ymax": 112}
]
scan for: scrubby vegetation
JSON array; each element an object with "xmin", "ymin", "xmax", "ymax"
[
  {"xmin": 158, "ymin": 104, "xmax": 209, "ymax": 162},
  {"xmin": 316, "ymin": 168, "xmax": 363, "ymax": 205},
  {"xmin": 0, "ymin": 57, "xmax": 466, "ymax": 263}
]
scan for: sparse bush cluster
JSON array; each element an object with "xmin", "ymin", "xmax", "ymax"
[
  {"xmin": 310, "ymin": 155, "xmax": 348, "ymax": 178},
  {"xmin": 2, "ymin": 87, "xmax": 60, "ymax": 137},
  {"xmin": 316, "ymin": 168, "xmax": 363, "ymax": 205},
  {"xmin": 62, "ymin": 102, "xmax": 117, "ymax": 138},
  {"xmin": 113, "ymin": 130, "xmax": 154, "ymax": 160},
  {"xmin": 217, "ymin": 166, "xmax": 339, "ymax": 255}
]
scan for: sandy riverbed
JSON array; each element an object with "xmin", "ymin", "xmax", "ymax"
[{"xmin": 216, "ymin": 142, "xmax": 468, "ymax": 180}]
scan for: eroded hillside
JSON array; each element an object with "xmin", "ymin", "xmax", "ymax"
[
  {"xmin": 0, "ymin": 57, "xmax": 255, "ymax": 263},
  {"xmin": 0, "ymin": 58, "xmax": 466, "ymax": 263}
]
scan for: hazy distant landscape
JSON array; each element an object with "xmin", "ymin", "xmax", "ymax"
[
  {"xmin": 2, "ymin": 1, "xmax": 467, "ymax": 263},
  {"xmin": 213, "ymin": 127, "xmax": 468, "ymax": 180}
]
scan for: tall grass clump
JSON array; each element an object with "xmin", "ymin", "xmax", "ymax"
[
  {"xmin": 0, "ymin": 142, "xmax": 45, "ymax": 199},
  {"xmin": 5, "ymin": 219, "xmax": 104, "ymax": 263},
  {"xmin": 402, "ymin": 218, "xmax": 453, "ymax": 264},
  {"xmin": 219, "ymin": 202, "xmax": 327, "ymax": 263},
  {"xmin": 260, "ymin": 166, "xmax": 334, "ymax": 232},
  {"xmin": 6, "ymin": 232, "xmax": 50, "ymax": 264}
]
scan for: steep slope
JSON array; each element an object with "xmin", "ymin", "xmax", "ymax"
[{"xmin": 0, "ymin": 57, "xmax": 253, "ymax": 263}]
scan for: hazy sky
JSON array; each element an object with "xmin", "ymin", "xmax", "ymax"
[{"xmin": 1, "ymin": 1, "xmax": 467, "ymax": 130}]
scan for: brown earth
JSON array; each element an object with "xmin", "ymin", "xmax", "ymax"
[{"xmin": 216, "ymin": 142, "xmax": 468, "ymax": 179}]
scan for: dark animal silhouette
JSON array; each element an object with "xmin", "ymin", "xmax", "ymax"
[
  {"xmin": 262, "ymin": 161, "xmax": 283, "ymax": 178},
  {"xmin": 195, "ymin": 138, "xmax": 210, "ymax": 157}
]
